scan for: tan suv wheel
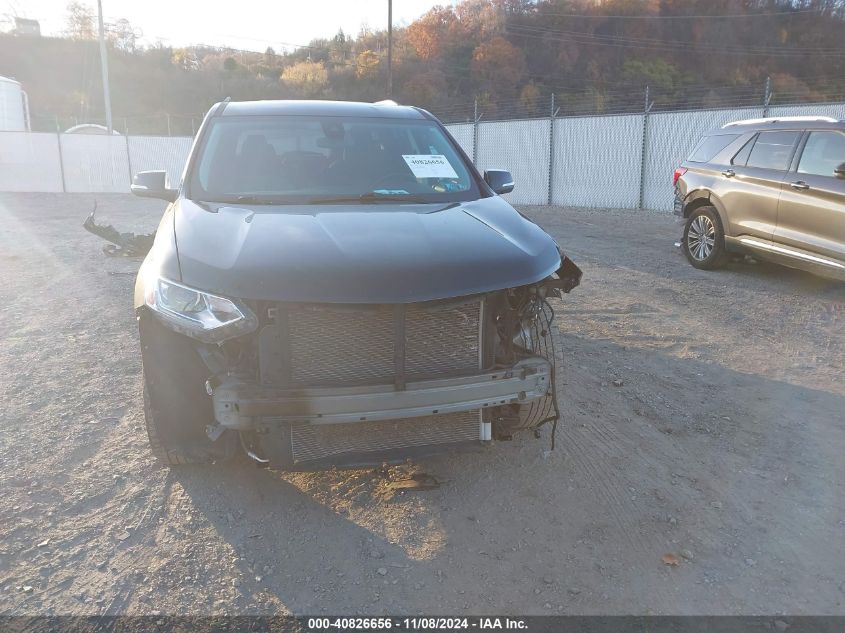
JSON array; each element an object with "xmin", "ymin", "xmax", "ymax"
[{"xmin": 683, "ymin": 206, "xmax": 729, "ymax": 270}]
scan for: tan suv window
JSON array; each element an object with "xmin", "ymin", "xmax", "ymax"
[
  {"xmin": 797, "ymin": 131, "xmax": 845, "ymax": 177},
  {"xmin": 746, "ymin": 131, "xmax": 800, "ymax": 170},
  {"xmin": 731, "ymin": 136, "xmax": 755, "ymax": 165},
  {"xmin": 687, "ymin": 134, "xmax": 740, "ymax": 163}
]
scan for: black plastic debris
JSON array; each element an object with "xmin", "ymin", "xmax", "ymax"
[{"xmin": 83, "ymin": 202, "xmax": 155, "ymax": 257}]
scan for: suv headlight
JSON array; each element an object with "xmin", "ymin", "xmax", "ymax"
[{"xmin": 144, "ymin": 276, "xmax": 258, "ymax": 344}]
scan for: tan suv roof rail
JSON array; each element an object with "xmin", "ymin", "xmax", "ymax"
[{"xmin": 722, "ymin": 116, "xmax": 839, "ymax": 128}]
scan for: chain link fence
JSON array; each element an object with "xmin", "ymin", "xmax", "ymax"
[
  {"xmin": 441, "ymin": 95, "xmax": 845, "ymax": 210},
  {"xmin": 434, "ymin": 77, "xmax": 845, "ymax": 124},
  {"xmin": 477, "ymin": 119, "xmax": 551, "ymax": 205},
  {"xmin": 3, "ymin": 89, "xmax": 845, "ymax": 208},
  {"xmin": 640, "ymin": 107, "xmax": 762, "ymax": 210},
  {"xmin": 27, "ymin": 113, "xmax": 203, "ymax": 136},
  {"xmin": 0, "ymin": 130, "xmax": 191, "ymax": 193},
  {"xmin": 552, "ymin": 114, "xmax": 643, "ymax": 209}
]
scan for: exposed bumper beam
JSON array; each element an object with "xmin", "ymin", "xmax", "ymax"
[{"xmin": 212, "ymin": 357, "xmax": 552, "ymax": 429}]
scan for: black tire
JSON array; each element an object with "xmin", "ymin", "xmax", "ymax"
[
  {"xmin": 142, "ymin": 378, "xmax": 233, "ymax": 465},
  {"xmin": 683, "ymin": 205, "xmax": 729, "ymax": 270},
  {"xmin": 143, "ymin": 380, "xmax": 200, "ymax": 465},
  {"xmin": 140, "ymin": 313, "xmax": 235, "ymax": 466}
]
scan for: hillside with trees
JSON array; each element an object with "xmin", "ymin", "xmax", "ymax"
[{"xmin": 2, "ymin": 0, "xmax": 844, "ymax": 133}]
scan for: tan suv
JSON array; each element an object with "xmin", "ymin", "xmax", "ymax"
[{"xmin": 674, "ymin": 116, "xmax": 845, "ymax": 279}]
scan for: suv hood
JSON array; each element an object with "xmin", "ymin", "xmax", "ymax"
[{"xmin": 172, "ymin": 197, "xmax": 561, "ymax": 303}]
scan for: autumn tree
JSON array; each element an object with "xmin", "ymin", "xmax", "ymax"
[
  {"xmin": 471, "ymin": 36, "xmax": 526, "ymax": 98},
  {"xmin": 107, "ymin": 18, "xmax": 138, "ymax": 52},
  {"xmin": 64, "ymin": 2, "xmax": 95, "ymax": 40},
  {"xmin": 519, "ymin": 82, "xmax": 541, "ymax": 113},
  {"xmin": 330, "ymin": 29, "xmax": 352, "ymax": 64},
  {"xmin": 7, "ymin": 0, "xmax": 845, "ymax": 130},
  {"xmin": 406, "ymin": 6, "xmax": 456, "ymax": 60},
  {"xmin": 171, "ymin": 48, "xmax": 199, "ymax": 70},
  {"xmin": 281, "ymin": 60, "xmax": 329, "ymax": 97},
  {"xmin": 355, "ymin": 50, "xmax": 380, "ymax": 79},
  {"xmin": 454, "ymin": 0, "xmax": 503, "ymax": 40},
  {"xmin": 401, "ymin": 70, "xmax": 448, "ymax": 110},
  {"xmin": 622, "ymin": 59, "xmax": 690, "ymax": 95}
]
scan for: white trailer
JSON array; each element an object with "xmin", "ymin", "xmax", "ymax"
[{"xmin": 0, "ymin": 75, "xmax": 31, "ymax": 132}]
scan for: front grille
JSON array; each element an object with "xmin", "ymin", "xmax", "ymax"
[
  {"xmin": 289, "ymin": 410, "xmax": 481, "ymax": 463},
  {"xmin": 281, "ymin": 299, "xmax": 482, "ymax": 387},
  {"xmin": 288, "ymin": 305, "xmax": 395, "ymax": 385},
  {"xmin": 405, "ymin": 302, "xmax": 481, "ymax": 378}
]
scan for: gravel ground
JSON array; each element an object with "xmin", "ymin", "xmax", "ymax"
[{"xmin": 0, "ymin": 192, "xmax": 843, "ymax": 616}]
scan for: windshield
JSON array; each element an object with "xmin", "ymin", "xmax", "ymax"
[{"xmin": 188, "ymin": 115, "xmax": 480, "ymax": 204}]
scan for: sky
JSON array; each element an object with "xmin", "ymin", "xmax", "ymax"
[{"xmin": 4, "ymin": 0, "xmax": 446, "ymax": 52}]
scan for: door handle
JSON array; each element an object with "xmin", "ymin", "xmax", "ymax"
[
  {"xmin": 790, "ymin": 181, "xmax": 810, "ymax": 190},
  {"xmin": 721, "ymin": 169, "xmax": 735, "ymax": 178}
]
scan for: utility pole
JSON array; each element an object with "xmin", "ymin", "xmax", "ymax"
[
  {"xmin": 387, "ymin": 0, "xmax": 393, "ymax": 97},
  {"xmin": 96, "ymin": 0, "xmax": 113, "ymax": 134}
]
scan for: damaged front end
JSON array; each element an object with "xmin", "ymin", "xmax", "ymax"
[{"xmin": 138, "ymin": 255, "xmax": 581, "ymax": 469}]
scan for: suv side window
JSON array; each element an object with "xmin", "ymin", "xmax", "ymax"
[
  {"xmin": 797, "ymin": 131, "xmax": 845, "ymax": 177},
  {"xmin": 687, "ymin": 134, "xmax": 740, "ymax": 163},
  {"xmin": 745, "ymin": 131, "xmax": 800, "ymax": 170},
  {"xmin": 731, "ymin": 135, "xmax": 756, "ymax": 166}
]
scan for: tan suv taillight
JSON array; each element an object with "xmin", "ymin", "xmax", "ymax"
[{"xmin": 673, "ymin": 167, "xmax": 688, "ymax": 186}]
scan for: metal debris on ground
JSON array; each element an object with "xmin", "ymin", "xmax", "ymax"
[
  {"xmin": 384, "ymin": 473, "xmax": 442, "ymax": 492},
  {"xmin": 83, "ymin": 202, "xmax": 155, "ymax": 257}
]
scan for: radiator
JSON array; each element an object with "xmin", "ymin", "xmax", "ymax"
[
  {"xmin": 284, "ymin": 299, "xmax": 482, "ymax": 387},
  {"xmin": 289, "ymin": 410, "xmax": 481, "ymax": 463}
]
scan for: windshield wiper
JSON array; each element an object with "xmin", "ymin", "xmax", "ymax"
[
  {"xmin": 217, "ymin": 192, "xmax": 433, "ymax": 205},
  {"xmin": 232, "ymin": 194, "xmax": 282, "ymax": 205},
  {"xmin": 307, "ymin": 192, "xmax": 430, "ymax": 205}
]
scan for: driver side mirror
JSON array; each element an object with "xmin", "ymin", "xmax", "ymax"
[
  {"xmin": 484, "ymin": 169, "xmax": 514, "ymax": 195},
  {"xmin": 131, "ymin": 170, "xmax": 178, "ymax": 202},
  {"xmin": 834, "ymin": 162, "xmax": 845, "ymax": 179}
]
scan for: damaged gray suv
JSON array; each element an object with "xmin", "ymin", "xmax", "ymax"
[{"xmin": 130, "ymin": 99, "xmax": 581, "ymax": 469}]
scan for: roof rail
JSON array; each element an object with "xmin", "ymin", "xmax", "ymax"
[
  {"xmin": 722, "ymin": 116, "xmax": 839, "ymax": 128},
  {"xmin": 212, "ymin": 96, "xmax": 232, "ymax": 118}
]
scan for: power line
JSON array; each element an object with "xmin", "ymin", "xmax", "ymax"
[
  {"xmin": 506, "ymin": 24, "xmax": 845, "ymax": 53},
  {"xmin": 524, "ymin": 7, "xmax": 828, "ymax": 20},
  {"xmin": 507, "ymin": 24, "xmax": 845, "ymax": 54},
  {"xmin": 505, "ymin": 25, "xmax": 845, "ymax": 57}
]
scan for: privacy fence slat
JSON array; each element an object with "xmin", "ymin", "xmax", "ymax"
[
  {"xmin": 641, "ymin": 107, "xmax": 762, "ymax": 211},
  {"xmin": 766, "ymin": 103, "xmax": 845, "ymax": 120},
  {"xmin": 445, "ymin": 123, "xmax": 474, "ymax": 164},
  {"xmin": 3, "ymin": 102, "xmax": 845, "ymax": 209},
  {"xmin": 0, "ymin": 131, "xmax": 194, "ymax": 194},
  {"xmin": 447, "ymin": 101, "xmax": 845, "ymax": 210},
  {"xmin": 476, "ymin": 119, "xmax": 550, "ymax": 206},
  {"xmin": 127, "ymin": 136, "xmax": 194, "ymax": 189},
  {"xmin": 0, "ymin": 131, "xmax": 64, "ymax": 192},
  {"xmin": 59, "ymin": 134, "xmax": 131, "ymax": 193},
  {"xmin": 549, "ymin": 114, "xmax": 642, "ymax": 209}
]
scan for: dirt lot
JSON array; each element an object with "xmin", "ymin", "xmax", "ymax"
[{"xmin": 1, "ymin": 192, "xmax": 844, "ymax": 616}]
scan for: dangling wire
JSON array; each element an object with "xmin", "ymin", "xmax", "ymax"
[
  {"xmin": 538, "ymin": 297, "xmax": 562, "ymax": 450},
  {"xmin": 512, "ymin": 295, "xmax": 562, "ymax": 447}
]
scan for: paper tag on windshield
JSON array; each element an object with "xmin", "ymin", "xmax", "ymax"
[{"xmin": 402, "ymin": 155, "xmax": 458, "ymax": 179}]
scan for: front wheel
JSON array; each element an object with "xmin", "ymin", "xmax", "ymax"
[
  {"xmin": 683, "ymin": 206, "xmax": 729, "ymax": 270},
  {"xmin": 140, "ymin": 312, "xmax": 235, "ymax": 466}
]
